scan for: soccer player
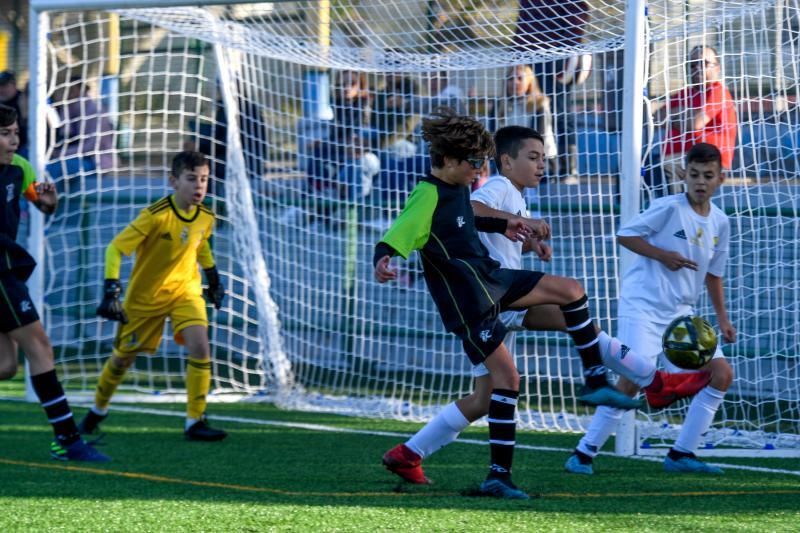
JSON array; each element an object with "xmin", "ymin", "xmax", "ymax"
[
  {"xmin": 565, "ymin": 142, "xmax": 735, "ymax": 475},
  {"xmin": 78, "ymin": 151, "xmax": 228, "ymax": 442},
  {"xmin": 374, "ymin": 113, "xmax": 659, "ymax": 499},
  {"xmin": 0, "ymin": 104, "xmax": 109, "ymax": 461},
  {"xmin": 382, "ymin": 125, "xmax": 710, "ymax": 486}
]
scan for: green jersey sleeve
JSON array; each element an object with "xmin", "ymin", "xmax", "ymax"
[
  {"xmin": 13, "ymin": 154, "xmax": 37, "ymax": 193},
  {"xmin": 379, "ymin": 181, "xmax": 437, "ymax": 259}
]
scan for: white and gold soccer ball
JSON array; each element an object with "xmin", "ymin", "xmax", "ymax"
[{"xmin": 662, "ymin": 315, "xmax": 717, "ymax": 370}]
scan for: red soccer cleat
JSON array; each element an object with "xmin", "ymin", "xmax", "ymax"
[
  {"xmin": 644, "ymin": 370, "xmax": 712, "ymax": 409},
  {"xmin": 382, "ymin": 443, "xmax": 431, "ymax": 484}
]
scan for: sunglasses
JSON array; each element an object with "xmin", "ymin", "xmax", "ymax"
[{"xmin": 465, "ymin": 156, "xmax": 487, "ymax": 169}]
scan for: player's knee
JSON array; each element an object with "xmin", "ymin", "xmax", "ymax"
[
  {"xmin": 564, "ymin": 278, "xmax": 585, "ymax": 302},
  {"xmin": 0, "ymin": 358, "xmax": 18, "ymax": 380},
  {"xmin": 710, "ymin": 361, "xmax": 734, "ymax": 391},
  {"xmin": 492, "ymin": 366, "xmax": 519, "ymax": 390}
]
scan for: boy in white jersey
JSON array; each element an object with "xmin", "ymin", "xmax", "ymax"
[
  {"xmin": 565, "ymin": 142, "xmax": 735, "ymax": 475},
  {"xmin": 382, "ymin": 126, "xmax": 711, "ymax": 485}
]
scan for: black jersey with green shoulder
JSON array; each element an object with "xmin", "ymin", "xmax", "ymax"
[
  {"xmin": 0, "ymin": 154, "xmax": 38, "ymax": 279},
  {"xmin": 378, "ymin": 174, "xmax": 512, "ymax": 332}
]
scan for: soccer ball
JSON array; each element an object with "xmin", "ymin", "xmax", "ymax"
[{"xmin": 662, "ymin": 315, "xmax": 717, "ymax": 370}]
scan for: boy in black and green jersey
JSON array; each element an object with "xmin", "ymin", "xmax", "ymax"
[
  {"xmin": 373, "ymin": 112, "xmax": 637, "ymax": 499},
  {"xmin": 0, "ymin": 104, "xmax": 109, "ymax": 462}
]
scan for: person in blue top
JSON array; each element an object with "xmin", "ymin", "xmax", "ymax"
[{"xmin": 0, "ymin": 104, "xmax": 109, "ymax": 462}]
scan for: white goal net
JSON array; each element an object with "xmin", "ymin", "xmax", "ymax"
[{"xmin": 27, "ymin": 0, "xmax": 799, "ymax": 454}]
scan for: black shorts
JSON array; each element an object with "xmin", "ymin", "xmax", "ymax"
[
  {"xmin": 454, "ymin": 269, "xmax": 544, "ymax": 365},
  {"xmin": 0, "ymin": 274, "xmax": 40, "ymax": 333}
]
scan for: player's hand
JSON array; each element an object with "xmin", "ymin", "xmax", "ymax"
[
  {"xmin": 719, "ymin": 319, "xmax": 736, "ymax": 343},
  {"xmin": 529, "ymin": 239, "xmax": 552, "ymax": 262},
  {"xmin": 34, "ymin": 182, "xmax": 58, "ymax": 214},
  {"xmin": 503, "ymin": 217, "xmax": 533, "ymax": 243},
  {"xmin": 525, "ymin": 218, "xmax": 551, "ymax": 241},
  {"xmin": 374, "ymin": 255, "xmax": 397, "ymax": 283},
  {"xmin": 96, "ymin": 279, "xmax": 128, "ymax": 324},
  {"xmin": 659, "ymin": 251, "xmax": 698, "ymax": 271},
  {"xmin": 203, "ymin": 266, "xmax": 226, "ymax": 310}
]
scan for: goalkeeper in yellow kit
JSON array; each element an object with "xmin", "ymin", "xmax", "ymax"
[{"xmin": 79, "ymin": 151, "xmax": 227, "ymax": 441}]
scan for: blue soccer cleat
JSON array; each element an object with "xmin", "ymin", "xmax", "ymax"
[
  {"xmin": 564, "ymin": 453, "xmax": 594, "ymax": 475},
  {"xmin": 478, "ymin": 477, "xmax": 530, "ymax": 500},
  {"xmin": 664, "ymin": 454, "xmax": 723, "ymax": 474},
  {"xmin": 50, "ymin": 438, "xmax": 112, "ymax": 462},
  {"xmin": 577, "ymin": 384, "xmax": 643, "ymax": 410}
]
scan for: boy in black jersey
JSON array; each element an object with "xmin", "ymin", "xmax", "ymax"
[
  {"xmin": 373, "ymin": 112, "xmax": 639, "ymax": 498},
  {"xmin": 0, "ymin": 104, "xmax": 109, "ymax": 462}
]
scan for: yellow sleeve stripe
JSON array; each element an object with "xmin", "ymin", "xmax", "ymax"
[{"xmin": 198, "ymin": 205, "xmax": 214, "ymax": 217}]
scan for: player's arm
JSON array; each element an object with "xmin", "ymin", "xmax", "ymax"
[
  {"xmin": 705, "ymin": 273, "xmax": 735, "ymax": 343},
  {"xmin": 198, "ymin": 239, "xmax": 225, "ymax": 310},
  {"xmin": 373, "ymin": 182, "xmax": 437, "ymax": 283},
  {"xmin": 471, "ymin": 200, "xmax": 550, "ymax": 241},
  {"xmin": 19, "ymin": 156, "xmax": 57, "ymax": 214},
  {"xmin": 96, "ymin": 210, "xmax": 153, "ymax": 323},
  {"xmin": 618, "ymin": 235, "xmax": 698, "ymax": 271}
]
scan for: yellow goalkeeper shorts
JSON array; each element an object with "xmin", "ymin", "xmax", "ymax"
[{"xmin": 113, "ymin": 295, "xmax": 208, "ymax": 356}]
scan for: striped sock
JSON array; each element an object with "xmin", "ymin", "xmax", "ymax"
[
  {"xmin": 31, "ymin": 369, "xmax": 79, "ymax": 445},
  {"xmin": 488, "ymin": 389, "xmax": 518, "ymax": 478},
  {"xmin": 186, "ymin": 357, "xmax": 212, "ymax": 420},
  {"xmin": 560, "ymin": 295, "xmax": 607, "ymax": 387}
]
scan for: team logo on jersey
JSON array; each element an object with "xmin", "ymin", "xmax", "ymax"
[
  {"xmin": 479, "ymin": 329, "xmax": 492, "ymax": 342},
  {"xmin": 180, "ymin": 227, "xmax": 189, "ymax": 245},
  {"xmin": 456, "ymin": 216, "xmax": 465, "ymax": 228},
  {"xmin": 160, "ymin": 232, "xmax": 173, "ymax": 241},
  {"xmin": 5, "ymin": 183, "xmax": 13, "ymax": 203},
  {"xmin": 125, "ymin": 332, "xmax": 139, "ymax": 349},
  {"xmin": 689, "ymin": 228, "xmax": 704, "ymax": 246},
  {"xmin": 619, "ymin": 344, "xmax": 630, "ymax": 359},
  {"xmin": 673, "ymin": 229, "xmax": 687, "ymax": 240},
  {"xmin": 20, "ymin": 300, "xmax": 31, "ymax": 313}
]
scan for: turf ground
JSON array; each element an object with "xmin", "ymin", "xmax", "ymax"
[{"xmin": 2, "ymin": 375, "xmax": 799, "ymax": 532}]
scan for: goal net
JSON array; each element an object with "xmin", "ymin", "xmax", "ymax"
[{"xmin": 28, "ymin": 0, "xmax": 799, "ymax": 454}]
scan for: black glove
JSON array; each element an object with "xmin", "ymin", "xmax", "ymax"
[
  {"xmin": 96, "ymin": 279, "xmax": 128, "ymax": 324},
  {"xmin": 203, "ymin": 266, "xmax": 225, "ymax": 310}
]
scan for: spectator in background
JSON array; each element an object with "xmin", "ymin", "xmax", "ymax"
[
  {"xmin": 49, "ymin": 78, "xmax": 117, "ymax": 182},
  {"xmin": 428, "ymin": 71, "xmax": 468, "ymax": 115},
  {"xmin": 0, "ymin": 71, "xmax": 29, "ymax": 158},
  {"xmin": 184, "ymin": 94, "xmax": 227, "ymax": 196},
  {"xmin": 372, "ymin": 74, "xmax": 420, "ymax": 149},
  {"xmin": 656, "ymin": 45, "xmax": 737, "ymax": 193},
  {"xmin": 514, "ymin": 0, "xmax": 590, "ymax": 183}
]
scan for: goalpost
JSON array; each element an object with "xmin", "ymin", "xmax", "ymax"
[{"xmin": 26, "ymin": 0, "xmax": 800, "ymax": 457}]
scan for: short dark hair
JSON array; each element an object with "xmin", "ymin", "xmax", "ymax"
[
  {"xmin": 171, "ymin": 151, "xmax": 209, "ymax": 177},
  {"xmin": 421, "ymin": 108, "xmax": 494, "ymax": 168},
  {"xmin": 493, "ymin": 126, "xmax": 544, "ymax": 170},
  {"xmin": 0, "ymin": 104, "xmax": 18, "ymax": 128},
  {"xmin": 0, "ymin": 71, "xmax": 15, "ymax": 86},
  {"xmin": 685, "ymin": 142, "xmax": 723, "ymax": 168}
]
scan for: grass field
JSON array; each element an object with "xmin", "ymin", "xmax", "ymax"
[{"xmin": 2, "ymin": 376, "xmax": 799, "ymax": 532}]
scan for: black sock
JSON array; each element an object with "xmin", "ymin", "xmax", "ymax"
[
  {"xmin": 668, "ymin": 448, "xmax": 694, "ymax": 461},
  {"xmin": 560, "ymin": 295, "xmax": 607, "ymax": 388},
  {"xmin": 31, "ymin": 369, "xmax": 80, "ymax": 445},
  {"xmin": 488, "ymin": 389, "xmax": 518, "ymax": 478},
  {"xmin": 574, "ymin": 449, "xmax": 593, "ymax": 465}
]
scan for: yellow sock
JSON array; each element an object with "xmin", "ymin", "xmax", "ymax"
[
  {"xmin": 186, "ymin": 357, "xmax": 211, "ymax": 420},
  {"xmin": 95, "ymin": 356, "xmax": 128, "ymax": 410}
]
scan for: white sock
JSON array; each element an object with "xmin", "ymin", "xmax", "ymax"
[
  {"xmin": 673, "ymin": 386, "xmax": 726, "ymax": 454},
  {"xmin": 406, "ymin": 402, "xmax": 470, "ymax": 458},
  {"xmin": 185, "ymin": 417, "xmax": 200, "ymax": 431},
  {"xmin": 598, "ymin": 331, "xmax": 656, "ymax": 388},
  {"xmin": 91, "ymin": 406, "xmax": 109, "ymax": 416},
  {"xmin": 576, "ymin": 405, "xmax": 625, "ymax": 457}
]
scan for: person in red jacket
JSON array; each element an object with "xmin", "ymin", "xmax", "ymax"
[{"xmin": 657, "ymin": 45, "xmax": 737, "ymax": 193}]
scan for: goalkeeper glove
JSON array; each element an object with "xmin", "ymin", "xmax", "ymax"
[
  {"xmin": 96, "ymin": 279, "xmax": 128, "ymax": 324},
  {"xmin": 203, "ymin": 266, "xmax": 225, "ymax": 310}
]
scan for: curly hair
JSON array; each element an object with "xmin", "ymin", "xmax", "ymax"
[{"xmin": 421, "ymin": 108, "xmax": 494, "ymax": 169}]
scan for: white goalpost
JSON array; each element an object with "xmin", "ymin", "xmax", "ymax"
[{"xmin": 26, "ymin": 0, "xmax": 800, "ymax": 457}]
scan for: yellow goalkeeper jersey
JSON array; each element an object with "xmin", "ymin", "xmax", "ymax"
[{"xmin": 112, "ymin": 195, "xmax": 215, "ymax": 312}]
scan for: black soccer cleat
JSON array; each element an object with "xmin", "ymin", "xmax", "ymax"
[
  {"xmin": 185, "ymin": 416, "xmax": 227, "ymax": 442},
  {"xmin": 78, "ymin": 410, "xmax": 108, "ymax": 436}
]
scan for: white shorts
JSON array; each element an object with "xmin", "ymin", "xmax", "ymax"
[
  {"xmin": 471, "ymin": 310, "xmax": 527, "ymax": 377},
  {"xmin": 617, "ymin": 315, "xmax": 725, "ymax": 374}
]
